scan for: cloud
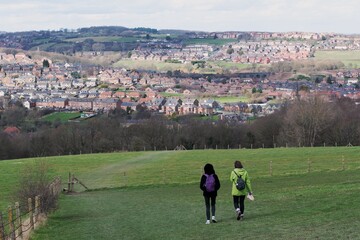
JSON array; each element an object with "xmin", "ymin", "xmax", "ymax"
[{"xmin": 0, "ymin": 0, "xmax": 359, "ymax": 33}]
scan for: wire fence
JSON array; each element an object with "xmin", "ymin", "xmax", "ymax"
[{"xmin": 0, "ymin": 177, "xmax": 62, "ymax": 240}]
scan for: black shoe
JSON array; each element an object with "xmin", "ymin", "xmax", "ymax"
[{"xmin": 237, "ymin": 212, "xmax": 241, "ymax": 221}]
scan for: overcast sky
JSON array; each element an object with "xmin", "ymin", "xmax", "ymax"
[{"xmin": 0, "ymin": 0, "xmax": 358, "ymax": 34}]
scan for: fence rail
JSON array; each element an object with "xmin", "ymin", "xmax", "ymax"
[{"xmin": 0, "ymin": 177, "xmax": 62, "ymax": 240}]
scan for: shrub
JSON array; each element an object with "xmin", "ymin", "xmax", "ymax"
[{"xmin": 16, "ymin": 161, "xmax": 59, "ymax": 214}]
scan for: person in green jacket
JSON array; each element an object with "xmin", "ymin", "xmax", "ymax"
[{"xmin": 230, "ymin": 160, "xmax": 253, "ymax": 220}]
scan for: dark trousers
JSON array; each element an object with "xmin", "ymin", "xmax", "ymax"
[
  {"xmin": 233, "ymin": 195, "xmax": 245, "ymax": 214},
  {"xmin": 204, "ymin": 195, "xmax": 216, "ymax": 220}
]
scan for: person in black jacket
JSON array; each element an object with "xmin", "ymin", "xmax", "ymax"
[{"xmin": 200, "ymin": 163, "xmax": 221, "ymax": 224}]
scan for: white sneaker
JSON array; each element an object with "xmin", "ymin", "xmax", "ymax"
[
  {"xmin": 211, "ymin": 216, "xmax": 217, "ymax": 223},
  {"xmin": 205, "ymin": 220, "xmax": 210, "ymax": 224}
]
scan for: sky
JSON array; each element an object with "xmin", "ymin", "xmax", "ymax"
[{"xmin": 0, "ymin": 0, "xmax": 358, "ymax": 34}]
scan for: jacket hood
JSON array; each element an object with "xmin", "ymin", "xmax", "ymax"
[{"xmin": 234, "ymin": 168, "xmax": 246, "ymax": 174}]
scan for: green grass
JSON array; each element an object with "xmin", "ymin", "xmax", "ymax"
[
  {"xmin": 1, "ymin": 147, "xmax": 360, "ymax": 239},
  {"xmin": 31, "ymin": 170, "xmax": 360, "ymax": 240},
  {"xmin": 41, "ymin": 112, "xmax": 81, "ymax": 123},
  {"xmin": 159, "ymin": 92, "xmax": 183, "ymax": 97},
  {"xmin": 113, "ymin": 59, "xmax": 192, "ymax": 72},
  {"xmin": 212, "ymin": 95, "xmax": 250, "ymax": 103},
  {"xmin": 64, "ymin": 36, "xmax": 141, "ymax": 43},
  {"xmin": 183, "ymin": 38, "xmax": 238, "ymax": 46},
  {"xmin": 209, "ymin": 60, "xmax": 252, "ymax": 70},
  {"xmin": 314, "ymin": 50, "xmax": 360, "ymax": 68}
]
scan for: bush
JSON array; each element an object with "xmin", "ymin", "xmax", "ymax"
[{"xmin": 16, "ymin": 161, "xmax": 59, "ymax": 214}]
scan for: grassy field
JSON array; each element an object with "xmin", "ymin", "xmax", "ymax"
[
  {"xmin": 41, "ymin": 112, "xmax": 81, "ymax": 123},
  {"xmin": 112, "ymin": 59, "xmax": 255, "ymax": 73},
  {"xmin": 113, "ymin": 59, "xmax": 192, "ymax": 72},
  {"xmin": 64, "ymin": 36, "xmax": 141, "ymax": 43},
  {"xmin": 183, "ymin": 38, "xmax": 238, "ymax": 46},
  {"xmin": 0, "ymin": 148, "xmax": 359, "ymax": 239},
  {"xmin": 314, "ymin": 50, "xmax": 360, "ymax": 68},
  {"xmin": 212, "ymin": 95, "xmax": 250, "ymax": 103}
]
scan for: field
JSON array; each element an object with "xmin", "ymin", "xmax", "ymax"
[
  {"xmin": 212, "ymin": 95, "xmax": 250, "ymax": 103},
  {"xmin": 314, "ymin": 50, "xmax": 360, "ymax": 68},
  {"xmin": 112, "ymin": 59, "xmax": 254, "ymax": 73},
  {"xmin": 41, "ymin": 112, "xmax": 81, "ymax": 123},
  {"xmin": 0, "ymin": 148, "xmax": 360, "ymax": 239},
  {"xmin": 64, "ymin": 36, "xmax": 141, "ymax": 43},
  {"xmin": 183, "ymin": 38, "xmax": 238, "ymax": 46}
]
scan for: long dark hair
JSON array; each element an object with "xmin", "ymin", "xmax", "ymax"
[
  {"xmin": 204, "ymin": 163, "xmax": 215, "ymax": 175},
  {"xmin": 234, "ymin": 160, "xmax": 243, "ymax": 169}
]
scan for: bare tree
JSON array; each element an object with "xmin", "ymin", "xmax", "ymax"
[{"xmin": 281, "ymin": 96, "xmax": 335, "ymax": 146}]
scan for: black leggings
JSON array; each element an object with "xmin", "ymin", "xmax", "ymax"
[
  {"xmin": 204, "ymin": 195, "xmax": 216, "ymax": 220},
  {"xmin": 233, "ymin": 195, "xmax": 245, "ymax": 214}
]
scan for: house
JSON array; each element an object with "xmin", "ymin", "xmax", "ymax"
[
  {"xmin": 163, "ymin": 98, "xmax": 182, "ymax": 115},
  {"xmin": 36, "ymin": 98, "xmax": 69, "ymax": 109},
  {"xmin": 149, "ymin": 97, "xmax": 166, "ymax": 111},
  {"xmin": 93, "ymin": 98, "xmax": 122, "ymax": 111},
  {"xmin": 68, "ymin": 98, "xmax": 94, "ymax": 110},
  {"xmin": 120, "ymin": 101, "xmax": 138, "ymax": 111}
]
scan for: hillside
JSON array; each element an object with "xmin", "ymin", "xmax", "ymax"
[{"xmin": 1, "ymin": 147, "xmax": 360, "ymax": 239}]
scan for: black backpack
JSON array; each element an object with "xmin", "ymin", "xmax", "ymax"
[{"xmin": 233, "ymin": 171, "xmax": 246, "ymax": 191}]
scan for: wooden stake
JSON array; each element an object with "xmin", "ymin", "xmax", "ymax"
[
  {"xmin": 15, "ymin": 202, "xmax": 22, "ymax": 239},
  {"xmin": 8, "ymin": 206, "xmax": 15, "ymax": 240},
  {"xmin": 0, "ymin": 212, "xmax": 5, "ymax": 240},
  {"xmin": 28, "ymin": 198, "xmax": 34, "ymax": 230},
  {"xmin": 269, "ymin": 161, "xmax": 273, "ymax": 176}
]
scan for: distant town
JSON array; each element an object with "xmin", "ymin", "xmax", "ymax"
[{"xmin": 0, "ymin": 26, "xmax": 360, "ymax": 122}]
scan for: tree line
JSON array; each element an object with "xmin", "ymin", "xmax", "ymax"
[{"xmin": 0, "ymin": 97, "xmax": 359, "ymax": 160}]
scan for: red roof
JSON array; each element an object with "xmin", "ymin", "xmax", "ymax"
[{"xmin": 3, "ymin": 126, "xmax": 20, "ymax": 135}]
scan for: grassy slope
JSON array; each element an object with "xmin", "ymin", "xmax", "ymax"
[
  {"xmin": 314, "ymin": 50, "xmax": 360, "ymax": 67},
  {"xmin": 0, "ymin": 147, "xmax": 359, "ymax": 239},
  {"xmin": 31, "ymin": 170, "xmax": 360, "ymax": 240}
]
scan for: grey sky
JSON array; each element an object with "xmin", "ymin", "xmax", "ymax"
[{"xmin": 0, "ymin": 0, "xmax": 358, "ymax": 33}]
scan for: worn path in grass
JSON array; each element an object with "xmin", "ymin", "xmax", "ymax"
[{"xmin": 31, "ymin": 169, "xmax": 360, "ymax": 240}]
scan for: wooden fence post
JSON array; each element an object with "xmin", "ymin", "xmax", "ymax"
[
  {"xmin": 68, "ymin": 172, "xmax": 71, "ymax": 193},
  {"xmin": 193, "ymin": 145, "xmax": 195, "ymax": 150},
  {"xmin": 15, "ymin": 202, "xmax": 22, "ymax": 239},
  {"xmin": 228, "ymin": 144, "xmax": 230, "ymax": 149},
  {"xmin": 35, "ymin": 196, "xmax": 40, "ymax": 222},
  {"xmin": 308, "ymin": 159, "xmax": 311, "ymax": 173},
  {"xmin": 239, "ymin": 144, "xmax": 241, "ymax": 149},
  {"xmin": 28, "ymin": 198, "xmax": 34, "ymax": 230},
  {"xmin": 0, "ymin": 212, "xmax": 5, "ymax": 240},
  {"xmin": 269, "ymin": 161, "xmax": 273, "ymax": 176},
  {"xmin": 251, "ymin": 144, "xmax": 253, "ymax": 149},
  {"xmin": 71, "ymin": 174, "xmax": 75, "ymax": 192},
  {"xmin": 342, "ymin": 156, "xmax": 345, "ymax": 171},
  {"xmin": 8, "ymin": 206, "xmax": 15, "ymax": 240}
]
